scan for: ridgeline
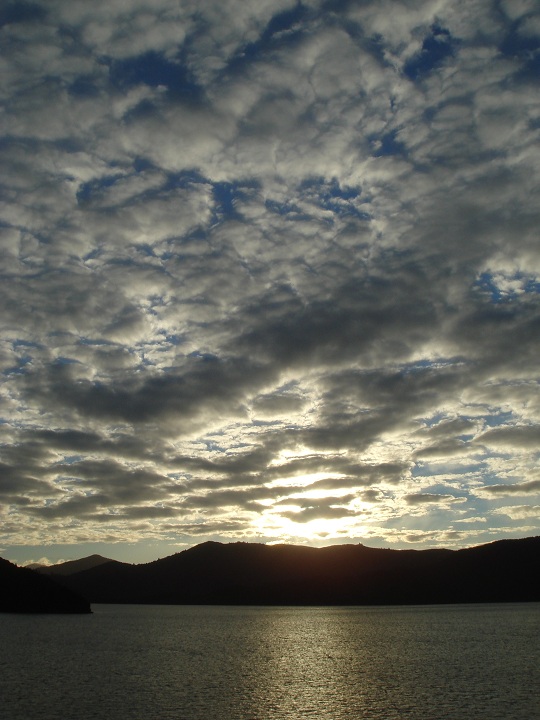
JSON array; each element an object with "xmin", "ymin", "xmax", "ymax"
[{"xmin": 34, "ymin": 535, "xmax": 540, "ymax": 607}]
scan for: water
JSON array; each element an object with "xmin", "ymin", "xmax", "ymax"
[{"xmin": 0, "ymin": 603, "xmax": 538, "ymax": 720}]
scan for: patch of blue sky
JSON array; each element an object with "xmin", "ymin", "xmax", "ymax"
[
  {"xmin": 202, "ymin": 438, "xmax": 226, "ymax": 454},
  {"xmin": 107, "ymin": 51, "xmax": 202, "ymax": 100},
  {"xmin": 481, "ymin": 411, "xmax": 514, "ymax": 429},
  {"xmin": 12, "ymin": 339, "xmax": 41, "ymax": 349},
  {"xmin": 53, "ymin": 357, "xmax": 80, "ymax": 366},
  {"xmin": 296, "ymin": 177, "xmax": 369, "ymax": 221},
  {"xmin": 211, "ymin": 180, "xmax": 259, "ymax": 224},
  {"xmin": 82, "ymin": 247, "xmax": 103, "ymax": 263},
  {"xmin": 476, "ymin": 472, "xmax": 514, "ymax": 491},
  {"xmin": 362, "ymin": 31, "xmax": 390, "ymax": 67},
  {"xmin": 251, "ymin": 419, "xmax": 284, "ymax": 427},
  {"xmin": 51, "ymin": 138, "xmax": 86, "ymax": 154},
  {"xmin": 162, "ymin": 169, "xmax": 208, "ymax": 189},
  {"xmin": 524, "ymin": 277, "xmax": 540, "ymax": 294},
  {"xmin": 229, "ymin": 3, "xmax": 309, "ymax": 70},
  {"xmin": 187, "ymin": 350, "xmax": 219, "ymax": 362},
  {"xmin": 403, "ymin": 24, "xmax": 458, "ymax": 82},
  {"xmin": 135, "ymin": 244, "xmax": 157, "ymax": 258},
  {"xmin": 474, "ymin": 271, "xmax": 540, "ymax": 303},
  {"xmin": 499, "ymin": 23, "xmax": 540, "ymax": 82},
  {"xmin": 412, "ymin": 459, "xmax": 485, "ymax": 478},
  {"xmin": 265, "ymin": 199, "xmax": 311, "ymax": 221},
  {"xmin": 300, "ymin": 176, "xmax": 360, "ymax": 200},
  {"xmin": 400, "ymin": 358, "xmax": 463, "ymax": 377},
  {"xmin": 158, "ymin": 332, "xmax": 186, "ymax": 347},
  {"xmin": 76, "ymin": 174, "xmax": 124, "ymax": 205},
  {"xmin": 167, "ymin": 472, "xmax": 192, "ymax": 481},
  {"xmin": 212, "ymin": 182, "xmax": 241, "ymax": 219},
  {"xmin": 52, "ymin": 455, "xmax": 83, "ymax": 468},
  {"xmin": 106, "ymin": 256, "xmax": 148, "ymax": 271},
  {"xmin": 475, "ymin": 274, "xmax": 506, "ymax": 303},
  {"xmin": 158, "ymin": 244, "xmax": 198, "ymax": 262},
  {"xmin": 77, "ymin": 338, "xmax": 118, "ymax": 347},
  {"xmin": 261, "ymin": 3, "xmax": 309, "ymax": 41},
  {"xmin": 370, "ymin": 130, "xmax": 407, "ymax": 158},
  {"xmin": 456, "ymin": 432, "xmax": 476, "ymax": 444},
  {"xmin": 276, "ymin": 379, "xmax": 301, "ymax": 393},
  {"xmin": 420, "ymin": 481, "xmax": 467, "ymax": 497},
  {"xmin": 2, "ymin": 355, "xmax": 32, "ymax": 376},
  {"xmin": 132, "ymin": 157, "xmax": 155, "ymax": 173},
  {"xmin": 418, "ymin": 411, "xmax": 448, "ymax": 429},
  {"xmin": 322, "ymin": 201, "xmax": 371, "ymax": 221}
]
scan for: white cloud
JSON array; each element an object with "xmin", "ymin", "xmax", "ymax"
[{"xmin": 494, "ymin": 505, "xmax": 540, "ymax": 520}]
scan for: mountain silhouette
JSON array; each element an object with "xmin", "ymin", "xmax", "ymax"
[
  {"xmin": 47, "ymin": 536, "xmax": 539, "ymax": 606},
  {"xmin": 35, "ymin": 554, "xmax": 113, "ymax": 576},
  {"xmin": 0, "ymin": 557, "xmax": 91, "ymax": 613}
]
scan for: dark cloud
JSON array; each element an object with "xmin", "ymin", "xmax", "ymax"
[
  {"xmin": 475, "ymin": 425, "xmax": 540, "ymax": 449},
  {"xmin": 0, "ymin": 462, "xmax": 55, "ymax": 498},
  {"xmin": 478, "ymin": 479, "xmax": 540, "ymax": 496},
  {"xmin": 277, "ymin": 489, "xmax": 360, "ymax": 521},
  {"xmin": 180, "ymin": 486, "xmax": 271, "ymax": 510},
  {"xmin": 413, "ymin": 439, "xmax": 470, "ymax": 459},
  {"xmin": 162, "ymin": 521, "xmax": 250, "ymax": 537},
  {"xmin": 251, "ymin": 388, "xmax": 306, "ymax": 417},
  {"xmin": 34, "ymin": 429, "xmax": 108, "ymax": 452},
  {"xmin": 24, "ymin": 354, "xmax": 273, "ymax": 426}
]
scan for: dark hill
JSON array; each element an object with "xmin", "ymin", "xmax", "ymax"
[
  {"xmin": 37, "ymin": 554, "xmax": 113, "ymax": 576},
  {"xmin": 51, "ymin": 559, "xmax": 137, "ymax": 604},
  {"xmin": 0, "ymin": 557, "xmax": 91, "ymax": 613},
  {"xmin": 58, "ymin": 536, "xmax": 539, "ymax": 606}
]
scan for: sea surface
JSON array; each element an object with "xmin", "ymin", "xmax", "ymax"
[{"xmin": 0, "ymin": 603, "xmax": 538, "ymax": 720}]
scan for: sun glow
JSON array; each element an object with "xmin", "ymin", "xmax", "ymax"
[
  {"xmin": 256, "ymin": 510, "xmax": 368, "ymax": 542},
  {"xmin": 266, "ymin": 471, "xmax": 347, "ymax": 489},
  {"xmin": 252, "ymin": 473, "xmax": 374, "ymax": 541}
]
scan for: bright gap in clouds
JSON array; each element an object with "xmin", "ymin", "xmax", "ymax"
[{"xmin": 1, "ymin": 0, "xmax": 539, "ymax": 565}]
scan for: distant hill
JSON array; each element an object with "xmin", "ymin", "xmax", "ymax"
[
  {"xmin": 55, "ymin": 536, "xmax": 540, "ymax": 606},
  {"xmin": 36, "ymin": 554, "xmax": 113, "ymax": 576},
  {"xmin": 0, "ymin": 557, "xmax": 91, "ymax": 613}
]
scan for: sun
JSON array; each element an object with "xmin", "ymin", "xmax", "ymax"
[
  {"xmin": 255, "ymin": 510, "xmax": 368, "ymax": 542},
  {"xmin": 252, "ymin": 472, "xmax": 371, "ymax": 541}
]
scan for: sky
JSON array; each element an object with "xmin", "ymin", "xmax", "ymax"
[{"xmin": 1, "ymin": 0, "xmax": 539, "ymax": 566}]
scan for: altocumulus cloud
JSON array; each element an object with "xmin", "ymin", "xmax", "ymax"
[{"xmin": 1, "ymin": 0, "xmax": 539, "ymax": 563}]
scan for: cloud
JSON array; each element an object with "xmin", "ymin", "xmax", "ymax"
[
  {"xmin": 21, "ymin": 557, "xmax": 64, "ymax": 568},
  {"xmin": 475, "ymin": 479, "xmax": 540, "ymax": 497},
  {"xmin": 251, "ymin": 387, "xmax": 307, "ymax": 418},
  {"xmin": 1, "ymin": 0, "xmax": 539, "ymax": 559},
  {"xmin": 494, "ymin": 505, "xmax": 540, "ymax": 520},
  {"xmin": 474, "ymin": 425, "xmax": 540, "ymax": 449},
  {"xmin": 279, "ymin": 494, "xmax": 359, "ymax": 524}
]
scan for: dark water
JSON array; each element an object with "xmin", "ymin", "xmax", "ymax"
[{"xmin": 0, "ymin": 603, "xmax": 538, "ymax": 720}]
